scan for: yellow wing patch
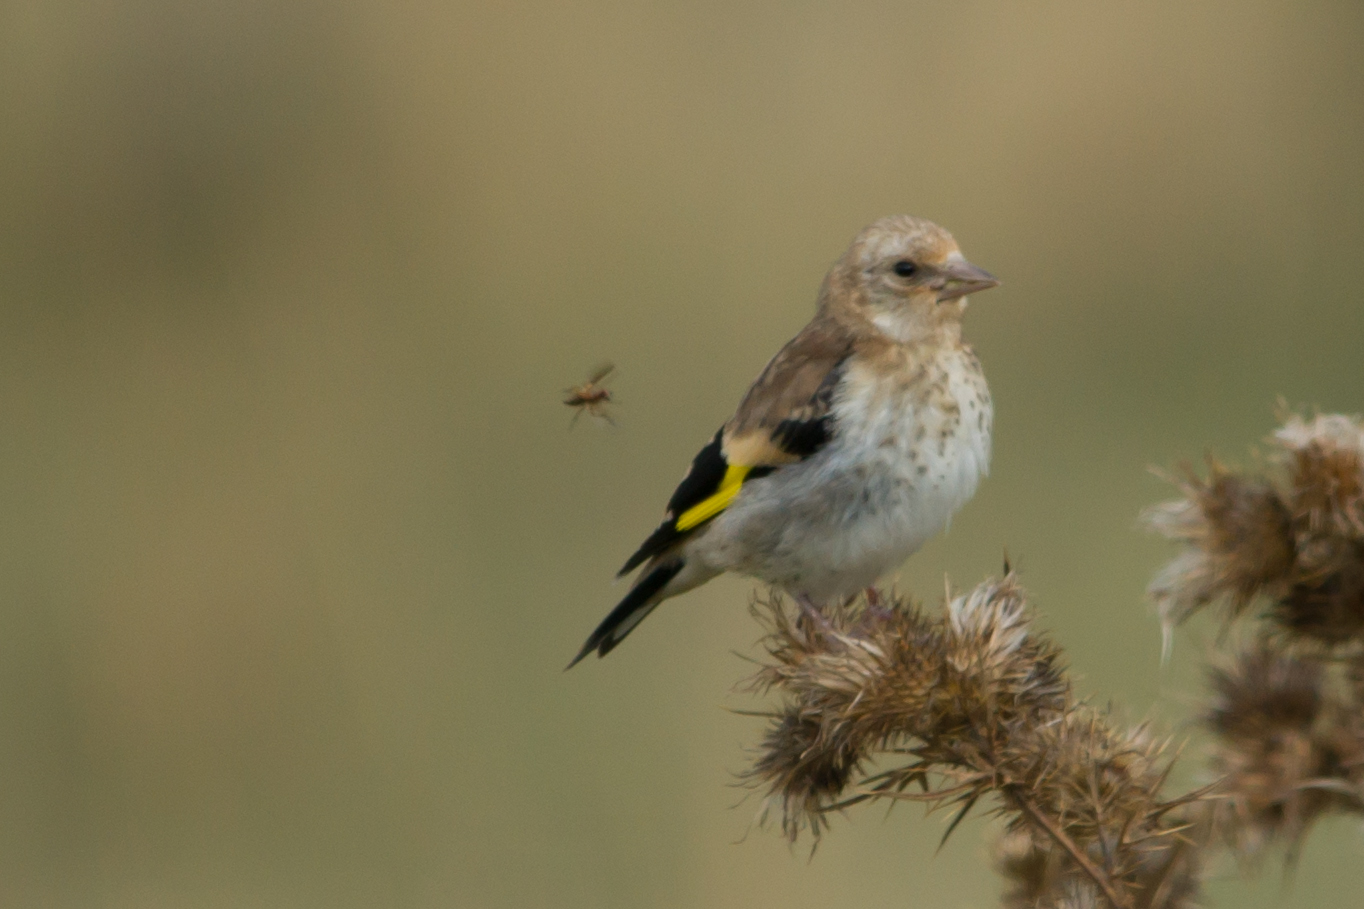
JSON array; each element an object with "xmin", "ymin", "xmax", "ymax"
[{"xmin": 675, "ymin": 464, "xmax": 752, "ymax": 531}]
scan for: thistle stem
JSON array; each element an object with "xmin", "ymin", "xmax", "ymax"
[{"xmin": 1006, "ymin": 785, "xmax": 1132, "ymax": 909}]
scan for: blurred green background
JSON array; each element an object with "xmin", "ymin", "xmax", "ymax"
[{"xmin": 2, "ymin": 1, "xmax": 1362, "ymax": 906}]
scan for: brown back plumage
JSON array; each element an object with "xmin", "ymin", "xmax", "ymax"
[{"xmin": 727, "ymin": 316, "xmax": 852, "ymax": 440}]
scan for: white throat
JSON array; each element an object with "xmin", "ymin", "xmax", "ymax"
[
  {"xmin": 870, "ymin": 309, "xmax": 962, "ymax": 344},
  {"xmin": 870, "ymin": 309, "xmax": 923, "ymax": 343}
]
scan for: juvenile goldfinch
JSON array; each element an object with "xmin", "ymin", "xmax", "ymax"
[{"xmin": 569, "ymin": 215, "xmax": 998, "ymax": 667}]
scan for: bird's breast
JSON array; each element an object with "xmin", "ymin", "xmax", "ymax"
[{"xmin": 828, "ymin": 346, "xmax": 991, "ymax": 527}]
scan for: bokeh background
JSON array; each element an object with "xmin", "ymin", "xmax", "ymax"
[{"xmin": 2, "ymin": 1, "xmax": 1362, "ymax": 906}]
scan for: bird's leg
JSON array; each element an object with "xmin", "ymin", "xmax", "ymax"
[
  {"xmin": 861, "ymin": 585, "xmax": 897, "ymax": 623},
  {"xmin": 793, "ymin": 592, "xmax": 835, "ymax": 636}
]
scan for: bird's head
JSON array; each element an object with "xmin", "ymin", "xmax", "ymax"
[{"xmin": 822, "ymin": 215, "xmax": 999, "ymax": 342}]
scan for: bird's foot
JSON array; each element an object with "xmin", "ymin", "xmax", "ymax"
[
  {"xmin": 794, "ymin": 592, "xmax": 821, "ymax": 616},
  {"xmin": 862, "ymin": 585, "xmax": 896, "ymax": 622},
  {"xmin": 793, "ymin": 593, "xmax": 835, "ymax": 635}
]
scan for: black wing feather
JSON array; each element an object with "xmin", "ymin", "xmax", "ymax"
[
  {"xmin": 616, "ymin": 357, "xmax": 848, "ymax": 578},
  {"xmin": 568, "ymin": 559, "xmax": 684, "ymax": 668},
  {"xmin": 618, "ymin": 429, "xmax": 726, "ymax": 577},
  {"xmin": 771, "ymin": 414, "xmax": 832, "ymax": 458},
  {"xmin": 664, "ymin": 429, "xmax": 728, "ymax": 520}
]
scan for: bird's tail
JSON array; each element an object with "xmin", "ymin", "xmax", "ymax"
[{"xmin": 566, "ymin": 559, "xmax": 685, "ymax": 669}]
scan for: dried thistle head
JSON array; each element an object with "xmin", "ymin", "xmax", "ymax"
[
  {"xmin": 742, "ymin": 578, "xmax": 1068, "ymax": 842},
  {"xmin": 1275, "ymin": 542, "xmax": 1364, "ymax": 645},
  {"xmin": 745, "ymin": 713, "xmax": 855, "ymax": 841},
  {"xmin": 946, "ymin": 575, "xmax": 1048, "ymax": 687},
  {"xmin": 994, "ymin": 712, "xmax": 1203, "ymax": 909},
  {"xmin": 1207, "ymin": 644, "xmax": 1323, "ymax": 742},
  {"xmin": 1205, "ymin": 644, "xmax": 1364, "ymax": 859},
  {"xmin": 937, "ymin": 575, "xmax": 1070, "ymax": 735},
  {"xmin": 1274, "ymin": 413, "xmax": 1364, "ymax": 539},
  {"xmin": 1143, "ymin": 461, "xmax": 1295, "ymax": 632},
  {"xmin": 1010, "ymin": 716, "xmax": 1168, "ymax": 846},
  {"xmin": 1145, "ymin": 413, "xmax": 1364, "ymax": 647},
  {"xmin": 1272, "ymin": 414, "xmax": 1364, "ymax": 645},
  {"xmin": 742, "ymin": 589, "xmax": 946, "ymax": 841}
]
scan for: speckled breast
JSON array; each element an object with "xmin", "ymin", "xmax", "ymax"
[{"xmin": 699, "ymin": 344, "xmax": 992, "ymax": 601}]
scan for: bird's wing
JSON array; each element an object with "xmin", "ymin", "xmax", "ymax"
[{"xmin": 617, "ymin": 324, "xmax": 852, "ymax": 577}]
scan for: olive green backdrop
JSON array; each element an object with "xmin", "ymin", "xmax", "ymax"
[{"xmin": 2, "ymin": 1, "xmax": 1362, "ymax": 906}]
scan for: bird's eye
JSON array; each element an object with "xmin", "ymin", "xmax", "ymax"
[{"xmin": 893, "ymin": 260, "xmax": 917, "ymax": 277}]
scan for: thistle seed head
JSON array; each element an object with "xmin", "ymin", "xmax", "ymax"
[
  {"xmin": 1204, "ymin": 644, "xmax": 1364, "ymax": 859},
  {"xmin": 1145, "ymin": 413, "xmax": 1364, "ymax": 647}
]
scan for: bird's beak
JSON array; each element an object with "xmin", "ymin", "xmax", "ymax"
[{"xmin": 934, "ymin": 260, "xmax": 1000, "ymax": 302}]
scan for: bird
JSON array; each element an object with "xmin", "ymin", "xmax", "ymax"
[{"xmin": 568, "ymin": 215, "xmax": 999, "ymax": 668}]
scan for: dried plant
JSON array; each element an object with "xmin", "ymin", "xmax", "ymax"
[
  {"xmin": 720, "ymin": 412, "xmax": 1364, "ymax": 907},
  {"xmin": 743, "ymin": 577, "xmax": 1203, "ymax": 909},
  {"xmin": 1203, "ymin": 643, "xmax": 1364, "ymax": 859},
  {"xmin": 1144, "ymin": 411, "xmax": 1364, "ymax": 865},
  {"xmin": 1144, "ymin": 412, "xmax": 1364, "ymax": 646},
  {"xmin": 1143, "ymin": 463, "xmax": 1295, "ymax": 639}
]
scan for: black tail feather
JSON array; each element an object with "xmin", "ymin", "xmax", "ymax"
[{"xmin": 566, "ymin": 560, "xmax": 684, "ymax": 669}]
